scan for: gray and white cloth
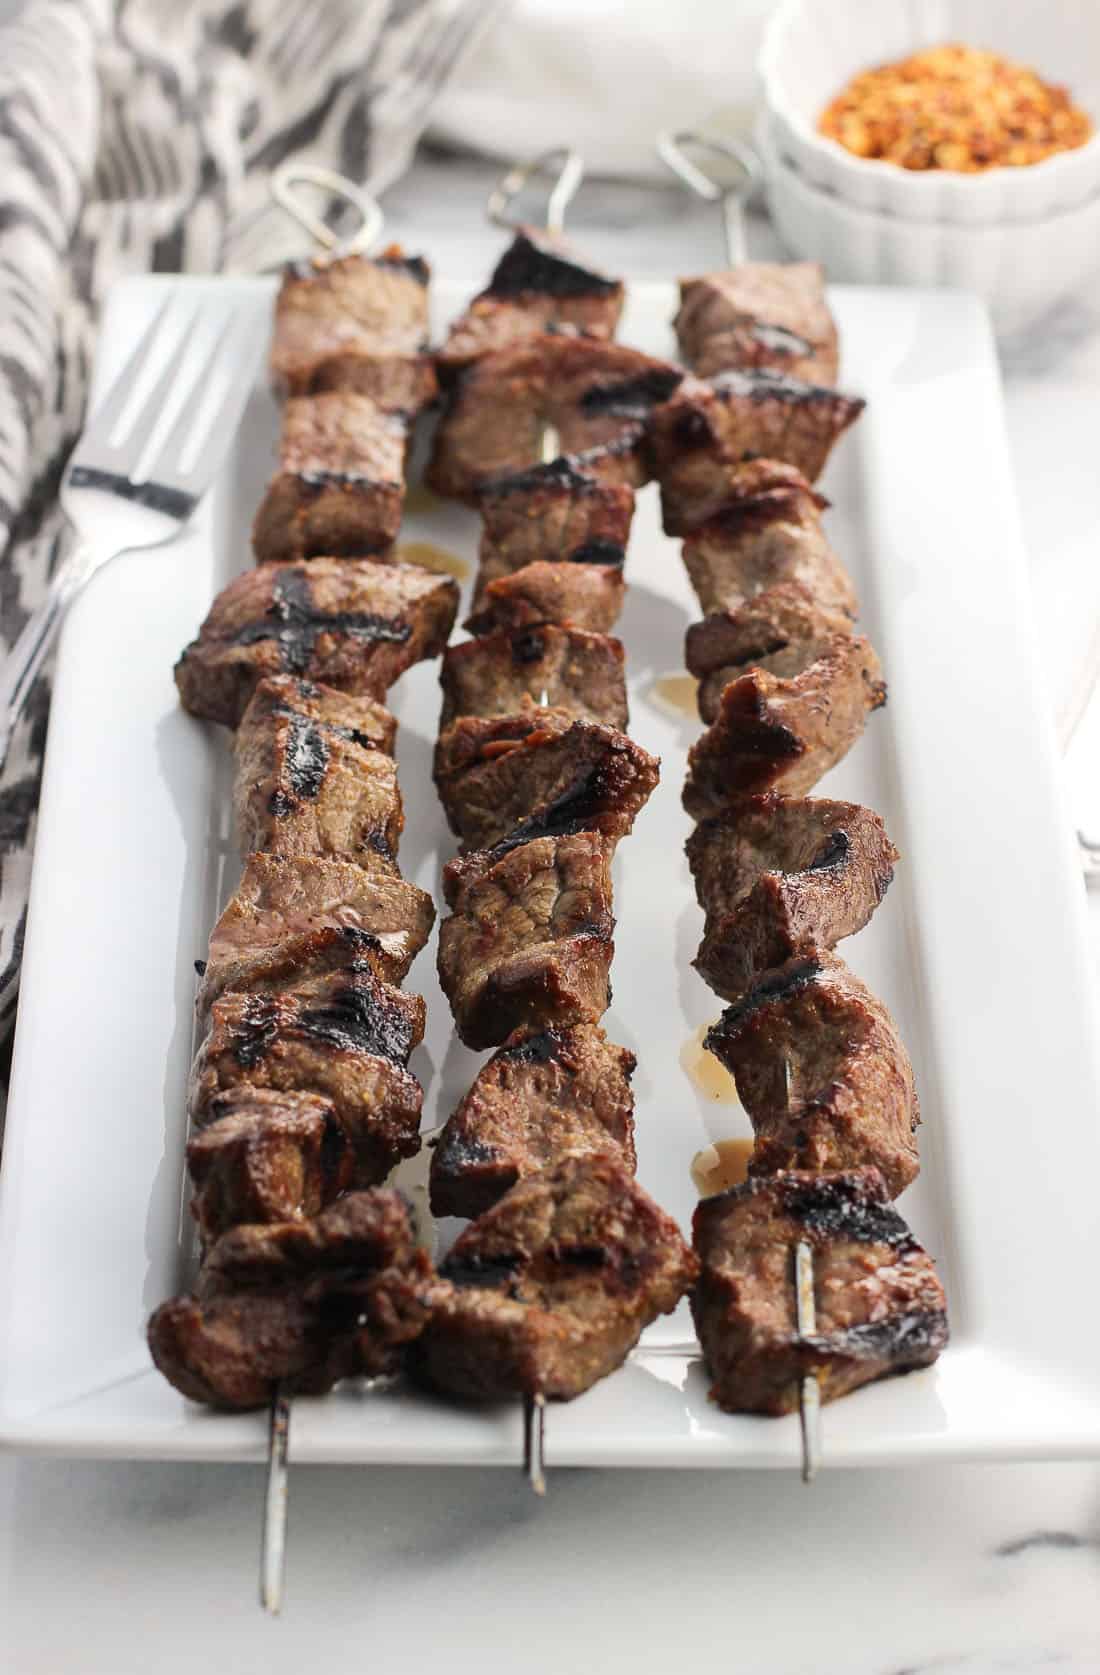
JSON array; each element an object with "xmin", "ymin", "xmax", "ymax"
[{"xmin": 0, "ymin": 0, "xmax": 492, "ymax": 1033}]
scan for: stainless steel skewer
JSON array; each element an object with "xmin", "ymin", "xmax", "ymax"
[
  {"xmin": 260, "ymin": 1384, "xmax": 292, "ymax": 1614},
  {"xmin": 794, "ymin": 1241, "xmax": 822, "ymax": 1483},
  {"xmin": 655, "ymin": 129, "xmax": 762, "ymax": 267},
  {"xmin": 524, "ymin": 1392, "xmax": 548, "ymax": 1495},
  {"xmin": 487, "ymin": 146, "xmax": 585, "ymax": 238}
]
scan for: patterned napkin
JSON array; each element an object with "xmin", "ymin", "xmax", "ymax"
[{"xmin": 0, "ymin": 0, "xmax": 491, "ymax": 1035}]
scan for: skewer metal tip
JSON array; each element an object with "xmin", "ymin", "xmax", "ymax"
[
  {"xmin": 524, "ymin": 1391, "xmax": 547, "ymax": 1496},
  {"xmin": 794, "ymin": 1240, "xmax": 822, "ymax": 1484},
  {"xmin": 260, "ymin": 1387, "xmax": 291, "ymax": 1614}
]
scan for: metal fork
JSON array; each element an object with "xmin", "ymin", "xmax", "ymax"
[{"xmin": 0, "ymin": 295, "xmax": 265, "ymax": 768}]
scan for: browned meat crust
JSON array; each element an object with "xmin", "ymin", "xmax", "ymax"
[
  {"xmin": 270, "ymin": 251, "xmax": 436, "ymax": 411},
  {"xmin": 647, "ymin": 371, "xmax": 864, "ymax": 533},
  {"xmin": 428, "ymin": 334, "xmax": 683, "ymax": 502},
  {"xmin": 686, "ymin": 794, "xmax": 898, "ymax": 1002},
  {"xmin": 686, "ymin": 581, "xmax": 856, "ymax": 723},
  {"xmin": 434, "ymin": 713, "xmax": 659, "ymax": 853},
  {"xmin": 237, "ymin": 674, "xmax": 396, "ymax": 755},
  {"xmin": 465, "ymin": 558, "xmax": 626, "ymax": 637},
  {"xmin": 174, "ymin": 558, "xmax": 459, "ymax": 727},
  {"xmin": 191, "ymin": 973, "xmax": 425, "ymax": 1184},
  {"xmin": 429, "ymin": 1024, "xmax": 637, "ymax": 1219},
  {"xmin": 474, "ymin": 458, "xmax": 635, "ymax": 610},
  {"xmin": 705, "ymin": 953, "xmax": 920, "ymax": 1197},
  {"xmin": 437, "ymin": 228, "xmax": 624, "ymax": 376},
  {"xmin": 437, "ymin": 831, "xmax": 615, "ymax": 1050},
  {"xmin": 679, "ymin": 459, "xmax": 853, "ymax": 615},
  {"xmin": 675, "ymin": 263, "xmax": 838, "ymax": 386},
  {"xmin": 682, "ymin": 635, "xmax": 886, "ymax": 814},
  {"xmin": 234, "ymin": 683, "xmax": 403, "ymax": 866},
  {"xmin": 252, "ymin": 392, "xmax": 409, "ymax": 562},
  {"xmin": 412, "ymin": 1154, "xmax": 697, "ymax": 1400},
  {"xmin": 440, "ymin": 624, "xmax": 628, "ymax": 731},
  {"xmin": 692, "ymin": 1168, "xmax": 947, "ymax": 1414},
  {"xmin": 147, "ymin": 1190, "xmax": 434, "ymax": 1409},
  {"xmin": 187, "ymin": 1088, "xmax": 350, "ymax": 1244},
  {"xmin": 197, "ymin": 853, "xmax": 435, "ymax": 1021}
]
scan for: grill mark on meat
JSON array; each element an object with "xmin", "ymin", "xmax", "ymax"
[
  {"xmin": 479, "ymin": 456, "xmax": 596, "ymax": 497},
  {"xmin": 488, "ymin": 233, "xmax": 620, "ymax": 300},
  {"xmin": 268, "ymin": 702, "xmax": 381, "ymax": 755},
  {"xmin": 496, "ymin": 1030, "xmax": 563, "ymax": 1065},
  {"xmin": 708, "ymin": 956, "xmax": 823, "ymax": 1039},
  {"xmin": 232, "ymin": 997, "xmax": 282, "ymax": 1069},
  {"xmin": 488, "ymin": 759, "xmax": 624, "ymax": 855},
  {"xmin": 568, "ymin": 539, "xmax": 625, "ymax": 565},
  {"xmin": 511, "ymin": 631, "xmax": 547, "ymax": 665},
  {"xmin": 781, "ymin": 1176, "xmax": 918, "ymax": 1247},
  {"xmin": 805, "ymin": 830, "xmax": 851, "ymax": 872},
  {"xmin": 442, "ymin": 1253, "xmax": 523, "ymax": 1291},
  {"xmin": 229, "ymin": 569, "xmax": 411, "ymax": 675},
  {"xmin": 297, "ymin": 984, "xmax": 417, "ymax": 1064},
  {"xmin": 580, "ymin": 368, "xmax": 683, "ymax": 419},
  {"xmin": 270, "ymin": 714, "xmax": 330, "ymax": 810},
  {"xmin": 713, "ymin": 368, "xmax": 837, "ymax": 406},
  {"xmin": 749, "ymin": 323, "xmax": 814, "ymax": 359}
]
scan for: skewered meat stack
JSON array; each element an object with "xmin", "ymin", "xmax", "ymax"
[
  {"xmin": 647, "ymin": 259, "xmax": 948, "ymax": 1423},
  {"xmin": 419, "ymin": 226, "xmax": 697, "ymax": 1413},
  {"xmin": 148, "ymin": 247, "xmax": 461, "ymax": 1410}
]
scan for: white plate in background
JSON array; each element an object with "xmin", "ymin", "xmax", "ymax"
[{"xmin": 0, "ymin": 274, "xmax": 1097, "ymax": 1468}]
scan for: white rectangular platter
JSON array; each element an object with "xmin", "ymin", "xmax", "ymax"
[{"xmin": 1, "ymin": 273, "xmax": 1098, "ymax": 1470}]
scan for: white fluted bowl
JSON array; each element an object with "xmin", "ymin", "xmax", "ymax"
[
  {"xmin": 758, "ymin": 0, "xmax": 1100, "ymax": 224},
  {"xmin": 756, "ymin": 114, "xmax": 1100, "ymax": 335}
]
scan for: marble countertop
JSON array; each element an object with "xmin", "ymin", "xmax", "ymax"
[{"xmin": 2, "ymin": 153, "xmax": 1099, "ymax": 1674}]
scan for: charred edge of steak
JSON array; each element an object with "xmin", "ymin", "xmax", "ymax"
[
  {"xmin": 486, "ymin": 757, "xmax": 627, "ymax": 856},
  {"xmin": 777, "ymin": 1174, "xmax": 920, "ymax": 1250},
  {"xmin": 228, "ymin": 569, "xmax": 411, "ymax": 675},
  {"xmin": 230, "ymin": 986, "xmax": 416, "ymax": 1068},
  {"xmin": 488, "ymin": 233, "xmax": 621, "ymax": 300},
  {"xmin": 705, "ymin": 955, "xmax": 823, "ymax": 1042},
  {"xmin": 494, "ymin": 1028, "xmax": 567, "ymax": 1066},
  {"xmin": 284, "ymin": 252, "xmax": 429, "ymax": 286},
  {"xmin": 746, "ymin": 322, "xmax": 815, "ymax": 360},
  {"xmin": 477, "ymin": 455, "xmax": 598, "ymax": 498},
  {"xmin": 702, "ymin": 486, "xmax": 831, "ymax": 536},
  {"xmin": 509, "ymin": 630, "xmax": 551, "ymax": 665},
  {"xmin": 809, "ymin": 1310, "xmax": 950, "ymax": 1365},
  {"xmin": 269, "ymin": 701, "xmax": 382, "ymax": 756},
  {"xmin": 440, "ymin": 1251, "xmax": 524, "ymax": 1291},
  {"xmin": 568, "ymin": 539, "xmax": 625, "ymax": 566},
  {"xmin": 804, "ymin": 830, "xmax": 851, "ymax": 873},
  {"xmin": 712, "ymin": 368, "xmax": 863, "ymax": 409},
  {"xmin": 269, "ymin": 715, "xmax": 330, "ymax": 814},
  {"xmin": 580, "ymin": 367, "xmax": 683, "ymax": 420}
]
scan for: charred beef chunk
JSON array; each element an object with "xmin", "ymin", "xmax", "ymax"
[
  {"xmin": 235, "ymin": 680, "xmax": 403, "ymax": 866},
  {"xmin": 197, "ymin": 852, "xmax": 435, "ymax": 1021},
  {"xmin": 252, "ymin": 393, "xmax": 408, "ymax": 563},
  {"xmin": 683, "ymin": 635, "xmax": 886, "ymax": 815},
  {"xmin": 174, "ymin": 558, "xmax": 459, "ymax": 727},
  {"xmin": 413, "ymin": 1154, "xmax": 697, "ymax": 1400},
  {"xmin": 436, "ymin": 227, "xmax": 625, "ymax": 376},
  {"xmin": 692, "ymin": 1167, "xmax": 948, "ymax": 1415},
  {"xmin": 148, "ymin": 1190, "xmax": 434, "ymax": 1409},
  {"xmin": 437, "ymin": 830, "xmax": 615, "ymax": 1050},
  {"xmin": 475, "ymin": 457, "xmax": 634, "ymax": 594},
  {"xmin": 647, "ymin": 371, "xmax": 864, "ymax": 533},
  {"xmin": 270, "ymin": 250, "xmax": 437, "ymax": 412},
  {"xmin": 686, "ymin": 794, "xmax": 898, "ymax": 1003},
  {"xmin": 428, "ymin": 335, "xmax": 683, "ymax": 502},
  {"xmin": 187, "ymin": 1087, "xmax": 351, "ymax": 1244},
  {"xmin": 191, "ymin": 971, "xmax": 426, "ymax": 1184},
  {"xmin": 705, "ymin": 953, "xmax": 919, "ymax": 1197},
  {"xmin": 685, "ymin": 581, "xmax": 855, "ymax": 724},
  {"xmin": 680, "ymin": 460, "xmax": 854, "ymax": 613},
  {"xmin": 675, "ymin": 263, "xmax": 838, "ymax": 386},
  {"xmin": 465, "ymin": 559, "xmax": 626, "ymax": 637},
  {"xmin": 429, "ymin": 1024, "xmax": 637, "ymax": 1219},
  {"xmin": 440, "ymin": 625, "xmax": 628, "ymax": 731},
  {"xmin": 434, "ymin": 713, "xmax": 659, "ymax": 853}
]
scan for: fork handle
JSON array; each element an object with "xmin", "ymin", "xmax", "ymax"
[{"xmin": 0, "ymin": 539, "xmax": 101, "ymax": 771}]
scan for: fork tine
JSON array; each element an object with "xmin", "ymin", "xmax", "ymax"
[
  {"xmin": 109, "ymin": 303, "xmax": 206, "ymax": 479},
  {"xmin": 150, "ymin": 307, "xmax": 266, "ymax": 494},
  {"xmin": 79, "ymin": 295, "xmax": 176, "ymax": 449}
]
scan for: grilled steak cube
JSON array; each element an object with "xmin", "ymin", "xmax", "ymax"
[
  {"xmin": 175, "ymin": 558, "xmax": 459, "ymax": 727},
  {"xmin": 270, "ymin": 251, "xmax": 435, "ymax": 411},
  {"xmin": 197, "ymin": 853, "xmax": 435, "ymax": 1021},
  {"xmin": 465, "ymin": 559, "xmax": 626, "ymax": 637},
  {"xmin": 438, "ymin": 831, "xmax": 615, "ymax": 1050},
  {"xmin": 686, "ymin": 582, "xmax": 855, "ymax": 724},
  {"xmin": 235, "ymin": 680, "xmax": 403, "ymax": 865},
  {"xmin": 413, "ymin": 1154, "xmax": 697, "ymax": 1400},
  {"xmin": 148, "ymin": 1190, "xmax": 433, "ymax": 1409},
  {"xmin": 429, "ymin": 1024, "xmax": 637, "ymax": 1219},
  {"xmin": 692, "ymin": 1168, "xmax": 948, "ymax": 1415},
  {"xmin": 683, "ymin": 635, "xmax": 886, "ymax": 815},
  {"xmin": 428, "ymin": 335, "xmax": 682, "ymax": 502},
  {"xmin": 191, "ymin": 973, "xmax": 425, "ymax": 1184},
  {"xmin": 437, "ymin": 228, "xmax": 624, "ymax": 375},
  {"xmin": 647, "ymin": 372, "xmax": 864, "ymax": 533},
  {"xmin": 252, "ymin": 392, "xmax": 408, "ymax": 563},
  {"xmin": 476, "ymin": 456, "xmax": 634, "ymax": 588},
  {"xmin": 187, "ymin": 1088, "xmax": 350, "ymax": 1243},
  {"xmin": 686, "ymin": 794, "xmax": 899, "ymax": 1003},
  {"xmin": 440, "ymin": 625, "xmax": 628, "ymax": 730},
  {"xmin": 675, "ymin": 262, "xmax": 838, "ymax": 386},
  {"xmin": 434, "ymin": 713, "xmax": 659, "ymax": 853},
  {"xmin": 678, "ymin": 456, "xmax": 852, "ymax": 608},
  {"xmin": 705, "ymin": 953, "xmax": 919, "ymax": 1197}
]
